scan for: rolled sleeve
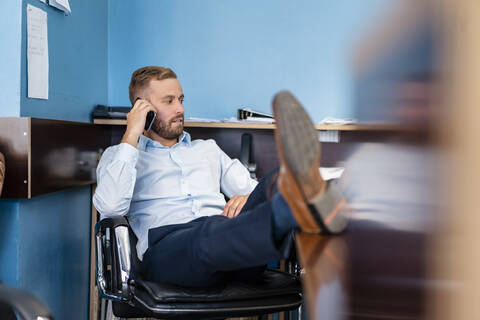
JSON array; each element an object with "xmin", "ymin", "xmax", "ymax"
[
  {"xmin": 219, "ymin": 148, "xmax": 258, "ymax": 198},
  {"xmin": 93, "ymin": 143, "xmax": 139, "ymax": 218}
]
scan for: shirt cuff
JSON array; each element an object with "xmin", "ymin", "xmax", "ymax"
[{"xmin": 115, "ymin": 142, "xmax": 139, "ymax": 164}]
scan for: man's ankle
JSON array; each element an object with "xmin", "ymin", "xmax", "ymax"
[{"xmin": 271, "ymin": 192, "xmax": 299, "ymax": 241}]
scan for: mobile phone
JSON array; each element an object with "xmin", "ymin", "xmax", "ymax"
[
  {"xmin": 144, "ymin": 111, "xmax": 156, "ymax": 131},
  {"xmin": 135, "ymin": 97, "xmax": 156, "ymax": 132}
]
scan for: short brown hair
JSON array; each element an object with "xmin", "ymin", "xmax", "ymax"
[{"xmin": 128, "ymin": 66, "xmax": 177, "ymax": 105}]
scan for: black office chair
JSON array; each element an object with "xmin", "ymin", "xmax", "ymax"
[{"xmin": 94, "ymin": 216, "xmax": 303, "ymax": 319}]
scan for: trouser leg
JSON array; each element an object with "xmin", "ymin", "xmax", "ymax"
[
  {"xmin": 142, "ymin": 169, "xmax": 295, "ymax": 287},
  {"xmin": 142, "ymin": 203, "xmax": 293, "ymax": 286},
  {"xmin": 240, "ymin": 167, "xmax": 279, "ymax": 213}
]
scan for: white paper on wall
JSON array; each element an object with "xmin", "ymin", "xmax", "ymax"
[{"xmin": 27, "ymin": 4, "xmax": 49, "ymax": 100}]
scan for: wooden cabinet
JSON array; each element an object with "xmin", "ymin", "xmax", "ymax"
[{"xmin": 0, "ymin": 118, "xmax": 111, "ymax": 198}]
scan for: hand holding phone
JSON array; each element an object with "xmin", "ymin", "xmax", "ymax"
[
  {"xmin": 135, "ymin": 97, "xmax": 156, "ymax": 132},
  {"xmin": 122, "ymin": 98, "xmax": 156, "ymax": 147}
]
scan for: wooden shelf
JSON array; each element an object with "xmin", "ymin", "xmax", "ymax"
[
  {"xmin": 0, "ymin": 118, "xmax": 111, "ymax": 198},
  {"xmin": 93, "ymin": 119, "xmax": 403, "ymax": 131}
]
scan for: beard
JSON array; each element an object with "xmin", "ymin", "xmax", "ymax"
[{"xmin": 151, "ymin": 114, "xmax": 184, "ymax": 140}]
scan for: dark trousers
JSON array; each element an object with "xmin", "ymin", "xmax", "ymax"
[{"xmin": 142, "ymin": 169, "xmax": 294, "ymax": 287}]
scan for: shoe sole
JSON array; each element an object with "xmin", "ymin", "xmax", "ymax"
[{"xmin": 273, "ymin": 91, "xmax": 347, "ymax": 234}]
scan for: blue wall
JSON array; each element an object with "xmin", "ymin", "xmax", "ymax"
[
  {"xmin": 0, "ymin": 0, "xmax": 22, "ymax": 116},
  {"xmin": 18, "ymin": 187, "xmax": 93, "ymax": 320},
  {"xmin": 0, "ymin": 0, "xmax": 22, "ymax": 288},
  {"xmin": 0, "ymin": 201, "xmax": 19, "ymax": 286},
  {"xmin": 21, "ymin": 0, "xmax": 108, "ymax": 121},
  {"xmin": 0, "ymin": 1, "xmax": 108, "ymax": 319},
  {"xmin": 108, "ymin": 0, "xmax": 391, "ymax": 122}
]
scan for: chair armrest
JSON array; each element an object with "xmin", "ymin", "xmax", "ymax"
[
  {"xmin": 0, "ymin": 284, "xmax": 53, "ymax": 320},
  {"xmin": 96, "ymin": 215, "xmax": 130, "ymax": 229},
  {"xmin": 95, "ymin": 215, "xmax": 133, "ymax": 301}
]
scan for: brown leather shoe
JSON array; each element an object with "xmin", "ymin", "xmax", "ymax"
[{"xmin": 272, "ymin": 91, "xmax": 347, "ymax": 234}]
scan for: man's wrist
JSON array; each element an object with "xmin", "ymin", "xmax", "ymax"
[{"xmin": 121, "ymin": 130, "xmax": 141, "ymax": 147}]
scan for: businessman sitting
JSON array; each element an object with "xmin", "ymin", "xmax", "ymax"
[{"xmin": 93, "ymin": 66, "xmax": 346, "ymax": 287}]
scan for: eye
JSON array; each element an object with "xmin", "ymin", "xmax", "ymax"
[
  {"xmin": 179, "ymin": 97, "xmax": 185, "ymax": 103},
  {"xmin": 167, "ymin": 98, "xmax": 173, "ymax": 104}
]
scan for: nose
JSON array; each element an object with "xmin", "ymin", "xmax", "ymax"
[{"xmin": 175, "ymin": 99, "xmax": 184, "ymax": 114}]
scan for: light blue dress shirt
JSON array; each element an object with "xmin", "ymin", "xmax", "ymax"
[{"xmin": 93, "ymin": 132, "xmax": 258, "ymax": 260}]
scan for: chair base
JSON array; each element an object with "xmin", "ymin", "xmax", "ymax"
[
  {"xmin": 112, "ymin": 268, "xmax": 303, "ymax": 319},
  {"xmin": 113, "ymin": 294, "xmax": 302, "ymax": 320}
]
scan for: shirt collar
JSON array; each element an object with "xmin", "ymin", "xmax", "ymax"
[{"xmin": 138, "ymin": 131, "xmax": 191, "ymax": 151}]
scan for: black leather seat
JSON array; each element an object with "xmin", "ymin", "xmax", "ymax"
[{"xmin": 94, "ymin": 216, "xmax": 303, "ymax": 319}]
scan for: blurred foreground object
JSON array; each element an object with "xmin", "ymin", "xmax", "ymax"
[
  {"xmin": 0, "ymin": 283, "xmax": 53, "ymax": 320},
  {"xmin": 349, "ymin": 0, "xmax": 443, "ymax": 317},
  {"xmin": 353, "ymin": 0, "xmax": 440, "ymax": 129},
  {"xmin": 297, "ymin": 0, "xmax": 457, "ymax": 318},
  {"xmin": 347, "ymin": 0, "xmax": 480, "ymax": 318},
  {"xmin": 429, "ymin": 0, "xmax": 480, "ymax": 319}
]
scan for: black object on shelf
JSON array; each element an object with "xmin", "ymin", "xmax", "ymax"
[
  {"xmin": 93, "ymin": 105, "xmax": 131, "ymax": 119},
  {"xmin": 240, "ymin": 133, "xmax": 257, "ymax": 179},
  {"xmin": 237, "ymin": 107, "xmax": 273, "ymax": 120}
]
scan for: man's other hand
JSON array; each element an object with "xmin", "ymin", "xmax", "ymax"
[{"xmin": 222, "ymin": 195, "xmax": 249, "ymax": 218}]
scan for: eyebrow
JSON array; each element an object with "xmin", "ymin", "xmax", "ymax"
[{"xmin": 161, "ymin": 94, "xmax": 184, "ymax": 100}]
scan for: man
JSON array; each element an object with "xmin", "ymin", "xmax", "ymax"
[{"xmin": 93, "ymin": 66, "xmax": 346, "ymax": 287}]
